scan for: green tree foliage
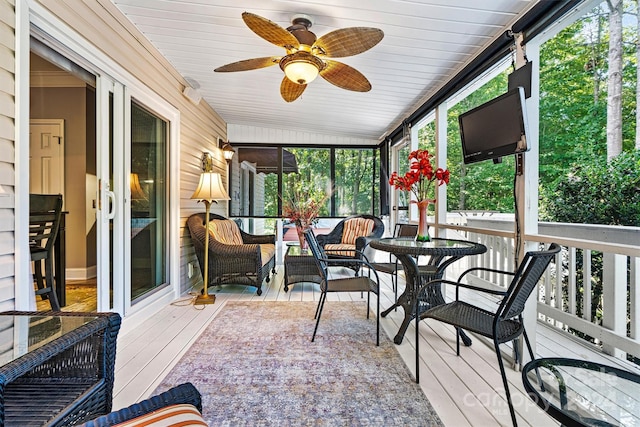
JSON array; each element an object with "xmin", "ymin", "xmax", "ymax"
[{"xmin": 540, "ymin": 149, "xmax": 640, "ymax": 226}]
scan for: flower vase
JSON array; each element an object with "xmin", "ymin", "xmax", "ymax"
[
  {"xmin": 416, "ymin": 200, "xmax": 431, "ymax": 242},
  {"xmin": 296, "ymin": 225, "xmax": 308, "ymax": 249}
]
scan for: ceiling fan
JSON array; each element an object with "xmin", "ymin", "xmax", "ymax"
[{"xmin": 214, "ymin": 12, "xmax": 384, "ymax": 102}]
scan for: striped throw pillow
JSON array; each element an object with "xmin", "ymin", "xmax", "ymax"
[
  {"xmin": 208, "ymin": 220, "xmax": 243, "ymax": 245},
  {"xmin": 112, "ymin": 403, "xmax": 206, "ymax": 426},
  {"xmin": 341, "ymin": 218, "xmax": 374, "ymax": 245}
]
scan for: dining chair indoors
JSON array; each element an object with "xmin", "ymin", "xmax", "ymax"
[
  {"xmin": 415, "ymin": 243, "xmax": 561, "ymax": 427},
  {"xmin": 29, "ymin": 193, "xmax": 64, "ymax": 311},
  {"xmin": 304, "ymin": 228, "xmax": 381, "ymax": 346}
]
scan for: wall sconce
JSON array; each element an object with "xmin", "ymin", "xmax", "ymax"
[{"xmin": 221, "ymin": 141, "xmax": 235, "ymax": 163}]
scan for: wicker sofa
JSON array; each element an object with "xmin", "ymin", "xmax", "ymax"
[{"xmin": 187, "ymin": 213, "xmax": 276, "ymax": 296}]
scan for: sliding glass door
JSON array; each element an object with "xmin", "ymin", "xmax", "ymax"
[{"xmin": 129, "ymin": 102, "xmax": 167, "ymax": 302}]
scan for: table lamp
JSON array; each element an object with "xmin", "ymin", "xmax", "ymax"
[{"xmin": 191, "ymin": 171, "xmax": 230, "ymax": 304}]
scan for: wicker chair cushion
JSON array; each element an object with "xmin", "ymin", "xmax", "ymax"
[
  {"xmin": 207, "ymin": 219, "xmax": 243, "ymax": 245},
  {"xmin": 324, "ymin": 243, "xmax": 356, "ymax": 257},
  {"xmin": 111, "ymin": 403, "xmax": 206, "ymax": 426},
  {"xmin": 261, "ymin": 244, "xmax": 276, "ymax": 266},
  {"xmin": 341, "ymin": 218, "xmax": 374, "ymax": 245}
]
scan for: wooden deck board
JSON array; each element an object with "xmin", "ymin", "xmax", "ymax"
[{"xmin": 110, "ymin": 264, "xmax": 634, "ymax": 425}]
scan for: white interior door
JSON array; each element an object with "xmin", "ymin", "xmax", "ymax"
[{"xmin": 29, "ymin": 119, "xmax": 65, "ymax": 200}]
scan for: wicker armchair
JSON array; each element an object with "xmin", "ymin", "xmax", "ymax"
[
  {"xmin": 187, "ymin": 213, "xmax": 276, "ymax": 296},
  {"xmin": 80, "ymin": 382, "xmax": 203, "ymax": 426},
  {"xmin": 315, "ymin": 214, "xmax": 384, "ymax": 273}
]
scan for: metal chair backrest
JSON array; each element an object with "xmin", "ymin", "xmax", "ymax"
[
  {"xmin": 303, "ymin": 228, "xmax": 329, "ymax": 289},
  {"xmin": 395, "ymin": 223, "xmax": 418, "ymax": 238},
  {"xmin": 29, "ymin": 194, "xmax": 63, "ymax": 252},
  {"xmin": 498, "ymin": 243, "xmax": 561, "ymax": 321}
]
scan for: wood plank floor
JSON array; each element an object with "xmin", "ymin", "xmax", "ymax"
[{"xmin": 56, "ymin": 263, "xmax": 640, "ymax": 426}]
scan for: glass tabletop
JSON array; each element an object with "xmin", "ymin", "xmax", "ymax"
[
  {"xmin": 370, "ymin": 237, "xmax": 486, "ymax": 257},
  {"xmin": 286, "ymin": 244, "xmax": 312, "ymax": 256},
  {"xmin": 523, "ymin": 358, "xmax": 640, "ymax": 427},
  {"xmin": 374, "ymin": 237, "xmax": 478, "ymax": 249},
  {"xmin": 0, "ymin": 314, "xmax": 99, "ymax": 367}
]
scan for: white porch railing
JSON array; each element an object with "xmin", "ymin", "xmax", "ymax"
[{"xmin": 440, "ymin": 213, "xmax": 640, "ymax": 364}]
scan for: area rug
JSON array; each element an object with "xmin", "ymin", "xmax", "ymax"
[{"xmin": 155, "ymin": 301, "xmax": 443, "ymax": 426}]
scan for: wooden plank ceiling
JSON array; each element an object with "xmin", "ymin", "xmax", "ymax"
[{"xmin": 112, "ymin": 0, "xmax": 538, "ymax": 143}]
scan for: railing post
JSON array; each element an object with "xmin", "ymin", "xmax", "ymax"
[{"xmin": 601, "ymin": 253, "xmax": 627, "ymax": 358}]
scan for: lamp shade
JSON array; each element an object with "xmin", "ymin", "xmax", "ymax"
[
  {"xmin": 221, "ymin": 142, "xmax": 235, "ymax": 161},
  {"xmin": 280, "ymin": 51, "xmax": 323, "ymax": 85},
  {"xmin": 284, "ymin": 61, "xmax": 319, "ymax": 85},
  {"xmin": 130, "ymin": 173, "xmax": 146, "ymax": 200},
  {"xmin": 191, "ymin": 172, "xmax": 230, "ymax": 201}
]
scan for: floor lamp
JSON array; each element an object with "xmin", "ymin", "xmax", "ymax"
[{"xmin": 191, "ymin": 171, "xmax": 230, "ymax": 304}]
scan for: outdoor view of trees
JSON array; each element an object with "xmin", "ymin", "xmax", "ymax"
[
  {"xmin": 415, "ymin": 0, "xmax": 638, "ymax": 228},
  {"xmin": 262, "ymin": 147, "xmax": 378, "ymax": 219}
]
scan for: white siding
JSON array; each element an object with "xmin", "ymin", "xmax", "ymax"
[{"xmin": 0, "ymin": 0, "xmax": 15, "ymax": 308}]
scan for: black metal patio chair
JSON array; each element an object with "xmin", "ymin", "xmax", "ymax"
[
  {"xmin": 366, "ymin": 223, "xmax": 418, "ymax": 304},
  {"xmin": 415, "ymin": 243, "xmax": 561, "ymax": 427},
  {"xmin": 304, "ymin": 228, "xmax": 381, "ymax": 346}
]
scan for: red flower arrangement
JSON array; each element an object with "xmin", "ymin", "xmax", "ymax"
[
  {"xmin": 389, "ymin": 149, "xmax": 449, "ymax": 241},
  {"xmin": 389, "ymin": 149, "xmax": 449, "ymax": 203}
]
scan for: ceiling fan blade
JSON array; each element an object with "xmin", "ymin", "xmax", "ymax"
[
  {"xmin": 314, "ymin": 27, "xmax": 384, "ymax": 58},
  {"xmin": 214, "ymin": 57, "xmax": 279, "ymax": 72},
  {"xmin": 319, "ymin": 60, "xmax": 371, "ymax": 92},
  {"xmin": 242, "ymin": 12, "xmax": 299, "ymax": 49},
  {"xmin": 280, "ymin": 77, "xmax": 306, "ymax": 102}
]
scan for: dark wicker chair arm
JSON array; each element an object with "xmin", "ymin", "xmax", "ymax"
[
  {"xmin": 316, "ymin": 228, "xmax": 343, "ymax": 246},
  {"xmin": 240, "ymin": 230, "xmax": 276, "ymax": 245},
  {"xmin": 416, "ymin": 279, "xmax": 508, "ymax": 311},
  {"xmin": 457, "ymin": 266, "xmax": 516, "ymax": 282},
  {"xmin": 316, "ymin": 251, "xmax": 381, "ymax": 282},
  {"xmin": 80, "ymin": 382, "xmax": 202, "ymax": 427},
  {"xmin": 207, "ymin": 239, "xmax": 262, "ymax": 258}
]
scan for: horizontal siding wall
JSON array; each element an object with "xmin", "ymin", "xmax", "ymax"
[
  {"xmin": 37, "ymin": 0, "xmax": 229, "ymax": 295},
  {"xmin": 0, "ymin": 0, "xmax": 15, "ymax": 310}
]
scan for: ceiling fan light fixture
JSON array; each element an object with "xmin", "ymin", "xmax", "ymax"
[{"xmin": 280, "ymin": 52, "xmax": 323, "ymax": 85}]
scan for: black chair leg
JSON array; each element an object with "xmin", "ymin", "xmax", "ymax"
[
  {"xmin": 366, "ymin": 291, "xmax": 370, "ymax": 319},
  {"xmin": 415, "ymin": 301, "xmax": 421, "ymax": 383},
  {"xmin": 314, "ymin": 292, "xmax": 326, "ymax": 320},
  {"xmin": 33, "ymin": 260, "xmax": 46, "ymax": 298},
  {"xmin": 43, "ymin": 258, "xmax": 60, "ymax": 311},
  {"xmin": 375, "ymin": 290, "xmax": 380, "ymax": 346},
  {"xmin": 522, "ymin": 328, "xmax": 545, "ymax": 392},
  {"xmin": 494, "ymin": 339, "xmax": 518, "ymax": 427},
  {"xmin": 311, "ymin": 293, "xmax": 327, "ymax": 342}
]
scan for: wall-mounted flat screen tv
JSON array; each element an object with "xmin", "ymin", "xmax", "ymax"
[{"xmin": 458, "ymin": 86, "xmax": 529, "ymax": 165}]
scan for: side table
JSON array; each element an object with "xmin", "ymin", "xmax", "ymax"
[
  {"xmin": 0, "ymin": 311, "xmax": 121, "ymax": 426},
  {"xmin": 284, "ymin": 244, "xmax": 322, "ymax": 292},
  {"xmin": 522, "ymin": 357, "xmax": 640, "ymax": 426}
]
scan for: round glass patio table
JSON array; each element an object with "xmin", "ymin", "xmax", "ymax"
[
  {"xmin": 369, "ymin": 237, "xmax": 486, "ymax": 345},
  {"xmin": 522, "ymin": 357, "xmax": 640, "ymax": 427}
]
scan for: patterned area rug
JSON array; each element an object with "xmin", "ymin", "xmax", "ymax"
[{"xmin": 155, "ymin": 301, "xmax": 443, "ymax": 426}]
